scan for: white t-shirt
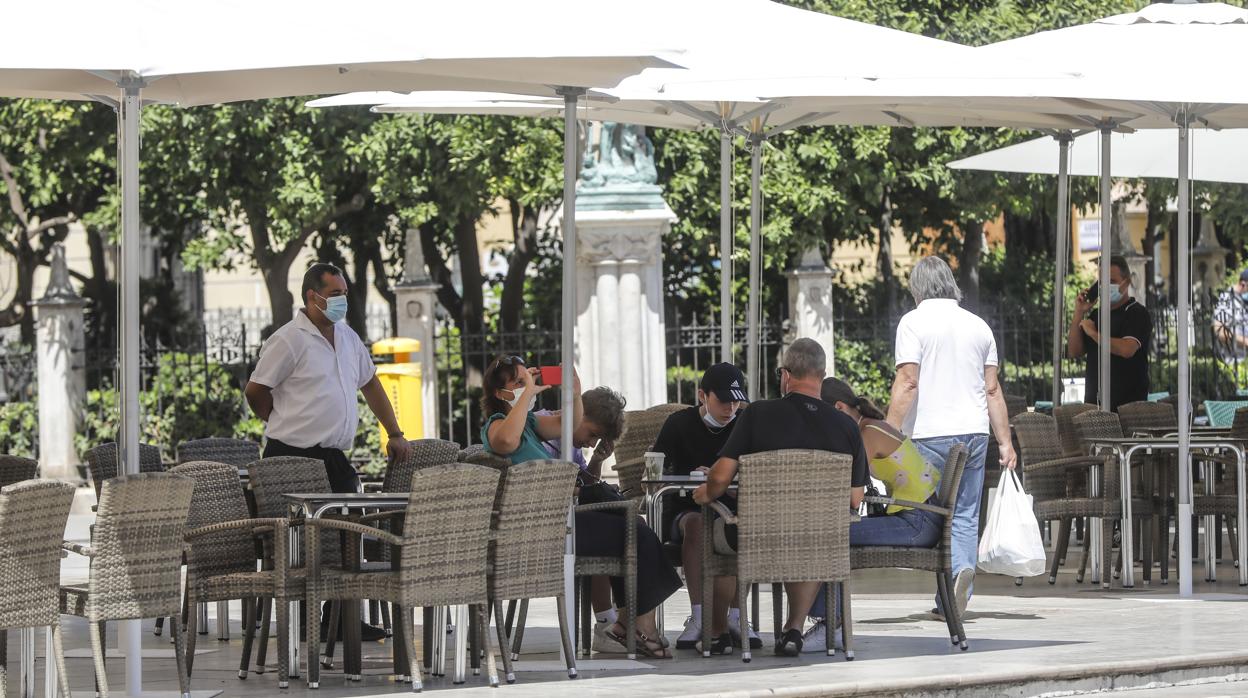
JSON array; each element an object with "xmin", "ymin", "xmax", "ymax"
[
  {"xmin": 894, "ymin": 298, "xmax": 998, "ymax": 440},
  {"xmin": 249, "ymin": 310, "xmax": 376, "ymax": 451}
]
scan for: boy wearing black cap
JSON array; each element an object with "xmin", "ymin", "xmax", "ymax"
[
  {"xmin": 1214, "ymin": 268, "xmax": 1248, "ymax": 362},
  {"xmin": 651, "ymin": 362, "xmax": 759, "ymax": 651}
]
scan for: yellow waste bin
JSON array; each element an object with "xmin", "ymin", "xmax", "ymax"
[{"xmin": 371, "ymin": 337, "xmax": 423, "ymax": 454}]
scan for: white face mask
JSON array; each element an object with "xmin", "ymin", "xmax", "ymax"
[
  {"xmin": 701, "ymin": 407, "xmax": 734, "ymax": 429},
  {"xmin": 504, "ymin": 385, "xmax": 527, "ymax": 410}
]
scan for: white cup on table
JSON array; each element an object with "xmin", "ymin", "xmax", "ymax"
[{"xmin": 643, "ymin": 451, "xmax": 665, "ymax": 480}]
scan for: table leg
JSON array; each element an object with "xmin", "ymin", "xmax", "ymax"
[
  {"xmin": 1120, "ymin": 447, "xmax": 1136, "ymax": 588},
  {"xmin": 43, "ymin": 625, "xmax": 56, "ymax": 698},
  {"xmin": 1204, "ymin": 459, "xmax": 1217, "ymax": 582},
  {"xmin": 1090, "ymin": 462, "xmax": 1102, "ymax": 585},
  {"xmin": 19, "ymin": 626, "xmax": 34, "ymax": 698},
  {"xmin": 453, "ymin": 605, "xmax": 469, "ymax": 684},
  {"xmin": 652, "ymin": 490, "xmax": 665, "ymax": 638},
  {"xmin": 288, "ymin": 520, "xmax": 302, "ymax": 679},
  {"xmin": 1237, "ymin": 448, "xmax": 1247, "ymax": 586},
  {"xmin": 217, "ymin": 600, "xmax": 230, "ymax": 641}
]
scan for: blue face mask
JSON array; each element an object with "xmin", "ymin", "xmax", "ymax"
[
  {"xmin": 1239, "ymin": 291, "xmax": 1248, "ymax": 302},
  {"xmin": 1109, "ymin": 284, "xmax": 1124, "ymax": 305},
  {"xmin": 316, "ymin": 293, "xmax": 348, "ymax": 323}
]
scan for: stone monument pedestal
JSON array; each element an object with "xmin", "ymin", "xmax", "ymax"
[
  {"xmin": 32, "ymin": 245, "xmax": 86, "ymax": 482},
  {"xmin": 786, "ymin": 246, "xmax": 838, "ymax": 374},
  {"xmin": 574, "ymin": 198, "xmax": 675, "ymax": 410}
]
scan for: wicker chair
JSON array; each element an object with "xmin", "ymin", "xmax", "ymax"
[
  {"xmin": 1070, "ymin": 410, "xmax": 1156, "ymax": 587},
  {"xmin": 611, "ymin": 409, "xmax": 671, "ymax": 498},
  {"xmin": 382, "ymin": 439, "xmax": 461, "ymax": 492},
  {"xmin": 1053, "ymin": 404, "xmax": 1097, "ymax": 457},
  {"xmin": 487, "ymin": 460, "xmax": 580, "ymax": 682},
  {"xmin": 1117, "ymin": 401, "xmax": 1177, "ymax": 583},
  {"xmin": 458, "ymin": 444, "xmax": 486, "ymax": 462},
  {"xmin": 648, "ymin": 403, "xmax": 689, "ymax": 418},
  {"xmin": 851, "ymin": 444, "xmax": 971, "ymax": 652},
  {"xmin": 176, "ymin": 438, "xmax": 261, "ymax": 468},
  {"xmin": 1013, "ymin": 413, "xmax": 1112, "ymax": 584},
  {"xmin": 304, "ymin": 463, "xmax": 502, "ymax": 691},
  {"xmin": 60, "ymin": 473, "xmax": 194, "ymax": 698},
  {"xmin": 0, "ymin": 480, "xmax": 76, "ymax": 697},
  {"xmin": 83, "ymin": 442, "xmax": 165, "ymax": 497},
  {"xmin": 245, "ymin": 456, "xmax": 346, "ymax": 677},
  {"xmin": 981, "ymin": 395, "xmax": 1028, "ymax": 535},
  {"xmin": 701, "ymin": 450, "xmax": 854, "ymax": 662},
  {"xmin": 172, "ymin": 461, "xmax": 302, "ymax": 688},
  {"xmin": 0, "ymin": 456, "xmax": 38, "ymax": 488}
]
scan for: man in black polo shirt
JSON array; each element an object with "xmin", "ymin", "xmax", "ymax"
[
  {"xmin": 651, "ymin": 362, "xmax": 755, "ymax": 650},
  {"xmin": 694, "ymin": 338, "xmax": 869, "ymax": 656},
  {"xmin": 1067, "ymin": 255, "xmax": 1151, "ymax": 410}
]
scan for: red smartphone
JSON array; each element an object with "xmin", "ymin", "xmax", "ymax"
[{"xmin": 538, "ymin": 366, "xmax": 563, "ymax": 386}]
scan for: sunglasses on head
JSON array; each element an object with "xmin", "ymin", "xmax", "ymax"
[
  {"xmin": 498, "ymin": 355, "xmax": 525, "ymax": 366},
  {"xmin": 775, "ymin": 366, "xmax": 790, "ymax": 379}
]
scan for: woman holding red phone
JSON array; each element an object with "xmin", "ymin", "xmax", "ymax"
[{"xmin": 481, "ymin": 355, "xmax": 682, "ymax": 658}]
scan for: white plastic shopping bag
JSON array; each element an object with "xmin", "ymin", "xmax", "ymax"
[{"xmin": 977, "ymin": 470, "xmax": 1046, "ymax": 577}]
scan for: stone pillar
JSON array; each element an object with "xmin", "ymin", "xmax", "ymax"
[
  {"xmin": 785, "ymin": 245, "xmax": 839, "ymax": 374},
  {"xmin": 1110, "ymin": 201, "xmax": 1149, "ymax": 305},
  {"xmin": 574, "ymin": 205, "xmax": 676, "ymax": 409},
  {"xmin": 32, "ymin": 244, "xmax": 86, "ymax": 482},
  {"xmin": 1191, "ymin": 217, "xmax": 1228, "ymax": 299},
  {"xmin": 394, "ymin": 228, "xmax": 442, "ymax": 440}
]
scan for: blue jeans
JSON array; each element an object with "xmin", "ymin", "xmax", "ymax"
[
  {"xmin": 808, "ymin": 507, "xmax": 943, "ymax": 619},
  {"xmin": 914, "ymin": 434, "xmax": 988, "ymax": 606}
]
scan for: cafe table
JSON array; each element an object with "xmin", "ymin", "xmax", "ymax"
[
  {"xmin": 283, "ymin": 492, "xmax": 475, "ymax": 687},
  {"xmin": 1084, "ymin": 436, "xmax": 1247, "ymax": 589}
]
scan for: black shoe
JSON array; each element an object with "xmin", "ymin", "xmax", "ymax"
[
  {"xmin": 360, "ymin": 622, "xmax": 386, "ymax": 642},
  {"xmin": 696, "ymin": 632, "xmax": 733, "ymax": 656},
  {"xmin": 774, "ymin": 628, "xmax": 803, "ymax": 657}
]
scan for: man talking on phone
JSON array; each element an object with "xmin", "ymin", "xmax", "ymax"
[{"xmin": 1067, "ymin": 255, "xmax": 1151, "ymax": 411}]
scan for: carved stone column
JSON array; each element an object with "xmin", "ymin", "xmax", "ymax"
[
  {"xmin": 1110, "ymin": 200, "xmax": 1149, "ymax": 305},
  {"xmin": 575, "ymin": 206, "xmax": 676, "ymax": 409},
  {"xmin": 394, "ymin": 228, "xmax": 441, "ymax": 439},
  {"xmin": 1192, "ymin": 217, "xmax": 1228, "ymax": 299},
  {"xmin": 785, "ymin": 245, "xmax": 838, "ymax": 374},
  {"xmin": 32, "ymin": 244, "xmax": 86, "ymax": 482}
]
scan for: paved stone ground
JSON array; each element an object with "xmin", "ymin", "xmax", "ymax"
[{"xmin": 20, "ymin": 515, "xmax": 1248, "ymax": 697}]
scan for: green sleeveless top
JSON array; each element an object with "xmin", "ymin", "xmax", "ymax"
[{"xmin": 864, "ymin": 423, "xmax": 941, "ymax": 515}]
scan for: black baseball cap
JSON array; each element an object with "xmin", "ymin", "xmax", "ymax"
[
  {"xmin": 700, "ymin": 363, "xmax": 749, "ymax": 404},
  {"xmin": 1239, "ymin": 268, "xmax": 1248, "ymax": 283}
]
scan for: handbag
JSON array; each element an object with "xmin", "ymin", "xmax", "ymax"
[{"xmin": 575, "ymin": 470, "xmax": 628, "ymax": 507}]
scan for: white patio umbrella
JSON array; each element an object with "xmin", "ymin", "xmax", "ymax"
[
  {"xmin": 703, "ymin": 0, "xmax": 1248, "ymax": 597},
  {"xmin": 0, "ymin": 1, "xmax": 685, "ymax": 692}
]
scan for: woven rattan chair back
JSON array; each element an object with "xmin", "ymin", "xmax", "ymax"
[
  {"xmin": 614, "ymin": 409, "xmax": 668, "ymax": 467},
  {"xmin": 1117, "ymin": 401, "xmax": 1176, "ymax": 436},
  {"xmin": 488, "ymin": 459, "xmax": 578, "ymax": 601},
  {"xmin": 0, "ymin": 456, "xmax": 38, "ymax": 488},
  {"xmin": 1230, "ymin": 407, "xmax": 1248, "ymax": 440},
  {"xmin": 1004, "ymin": 394, "xmax": 1028, "ymax": 419},
  {"xmin": 458, "ymin": 444, "xmax": 486, "ymax": 462},
  {"xmin": 647, "ymin": 403, "xmax": 688, "ymax": 417},
  {"xmin": 84, "ymin": 442, "xmax": 164, "ymax": 497},
  {"xmin": 0, "ymin": 480, "xmax": 76, "ymax": 628},
  {"xmin": 398, "ymin": 464, "xmax": 500, "ymax": 608},
  {"xmin": 171, "ymin": 461, "xmax": 258, "ymax": 579},
  {"xmin": 175, "ymin": 438, "xmax": 260, "ymax": 468},
  {"xmin": 1071, "ymin": 409, "xmax": 1124, "ymax": 449},
  {"xmin": 1013, "ymin": 413, "xmax": 1069, "ymax": 501},
  {"xmin": 734, "ymin": 449, "xmax": 852, "ymax": 584},
  {"xmin": 1053, "ymin": 404, "xmax": 1098, "ymax": 455},
  {"xmin": 935, "ymin": 444, "xmax": 969, "ymax": 558},
  {"xmin": 88, "ymin": 473, "xmax": 194, "ymax": 621},
  {"xmin": 247, "ymin": 456, "xmax": 340, "ymax": 567},
  {"xmin": 382, "ymin": 438, "xmax": 461, "ymax": 492}
]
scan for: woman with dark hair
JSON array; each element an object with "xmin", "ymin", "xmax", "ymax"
[
  {"xmin": 802, "ymin": 377, "xmax": 945, "ymax": 650},
  {"xmin": 479, "ymin": 355, "xmax": 682, "ymax": 658}
]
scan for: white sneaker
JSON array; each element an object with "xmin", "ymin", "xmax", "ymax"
[
  {"xmin": 675, "ymin": 615, "xmax": 701, "ymax": 650},
  {"xmin": 591, "ymin": 621, "xmax": 627, "ymax": 654},
  {"xmin": 727, "ymin": 613, "xmax": 763, "ymax": 649},
  {"xmin": 800, "ymin": 620, "xmax": 841, "ymax": 654},
  {"xmin": 953, "ymin": 569, "xmax": 974, "ymax": 618}
]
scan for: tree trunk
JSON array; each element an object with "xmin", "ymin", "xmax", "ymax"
[
  {"xmin": 418, "ymin": 223, "xmax": 463, "ymax": 324},
  {"xmin": 959, "ymin": 220, "xmax": 984, "ymax": 313},
  {"xmin": 454, "ymin": 213, "xmax": 485, "ymax": 335},
  {"xmin": 877, "ymin": 186, "xmax": 896, "ymax": 313},
  {"xmin": 369, "ymin": 245, "xmax": 397, "ymax": 338},
  {"xmin": 348, "ymin": 246, "xmax": 371, "ymax": 341},
  {"xmin": 499, "ymin": 200, "xmax": 539, "ymax": 333},
  {"xmin": 1144, "ymin": 204, "xmax": 1160, "ymax": 305}
]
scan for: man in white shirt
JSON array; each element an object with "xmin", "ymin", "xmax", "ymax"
[
  {"xmin": 885, "ymin": 256, "xmax": 1015, "ymax": 619},
  {"xmin": 245, "ymin": 263, "xmax": 412, "ymax": 493}
]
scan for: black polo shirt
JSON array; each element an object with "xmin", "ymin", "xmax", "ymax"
[
  {"xmin": 1081, "ymin": 298, "xmax": 1151, "ymax": 411},
  {"xmin": 719, "ymin": 392, "xmax": 870, "ymax": 488}
]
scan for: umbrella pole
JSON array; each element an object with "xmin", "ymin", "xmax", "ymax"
[
  {"xmin": 118, "ymin": 77, "xmax": 145, "ymax": 696},
  {"xmin": 720, "ymin": 128, "xmax": 733, "ymax": 364},
  {"xmin": 1098, "ymin": 127, "xmax": 1112, "ymax": 413},
  {"xmin": 558, "ymin": 86, "xmax": 584, "ymax": 670},
  {"xmin": 1052, "ymin": 132, "xmax": 1072, "ymax": 406},
  {"xmin": 1177, "ymin": 113, "xmax": 1193, "ymax": 598},
  {"xmin": 746, "ymin": 133, "xmax": 763, "ymax": 399}
]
